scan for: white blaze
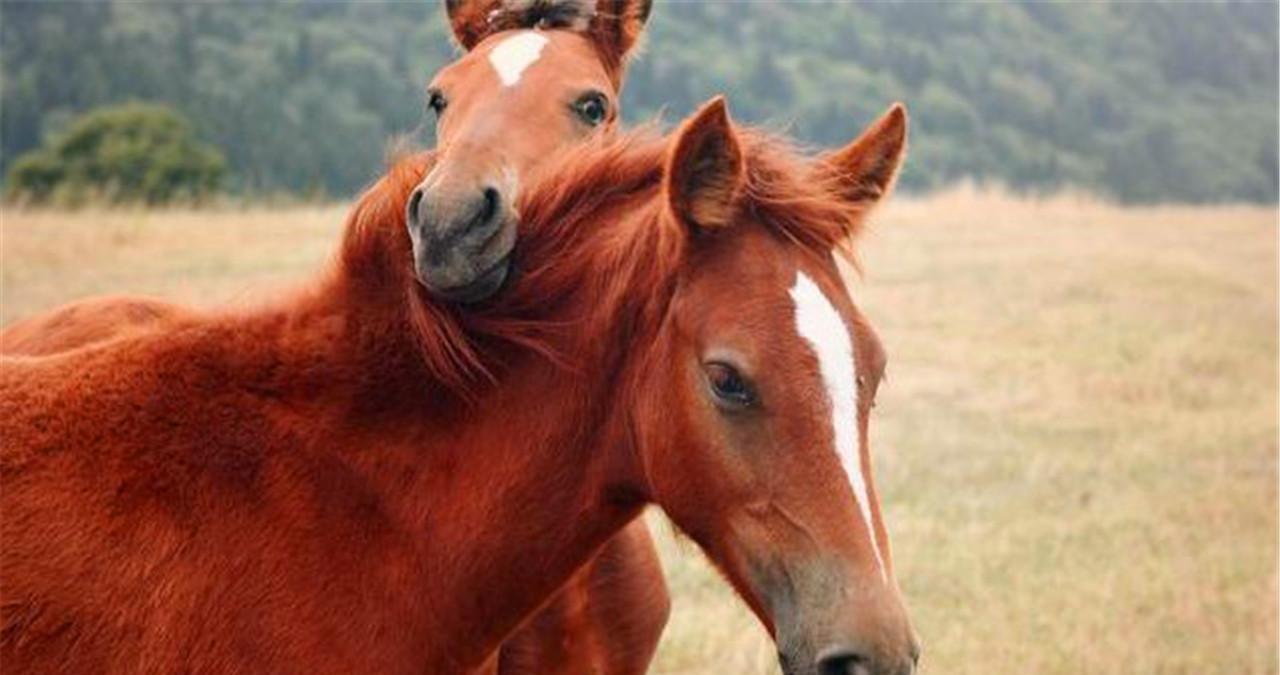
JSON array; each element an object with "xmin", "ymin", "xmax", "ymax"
[
  {"xmin": 488, "ymin": 32, "xmax": 549, "ymax": 87},
  {"xmin": 789, "ymin": 271, "xmax": 886, "ymax": 582}
]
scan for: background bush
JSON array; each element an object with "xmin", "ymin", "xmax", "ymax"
[{"xmin": 6, "ymin": 103, "xmax": 225, "ymax": 205}]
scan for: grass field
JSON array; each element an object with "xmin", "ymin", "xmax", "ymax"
[{"xmin": 2, "ymin": 190, "xmax": 1276, "ymax": 674}]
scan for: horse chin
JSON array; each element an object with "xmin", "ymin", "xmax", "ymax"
[
  {"xmin": 413, "ymin": 216, "xmax": 518, "ymax": 304},
  {"xmin": 414, "ymin": 252, "xmax": 512, "ymax": 304},
  {"xmin": 426, "ymin": 255, "xmax": 512, "ymax": 304},
  {"xmin": 774, "ymin": 631, "xmax": 820, "ymax": 675}
]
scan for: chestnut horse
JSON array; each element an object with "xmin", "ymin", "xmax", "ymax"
[
  {"xmin": 412, "ymin": 0, "xmax": 653, "ymax": 303},
  {"xmin": 0, "ymin": 2, "xmax": 669, "ymax": 674},
  {"xmin": 1, "ymin": 98, "xmax": 917, "ymax": 674}
]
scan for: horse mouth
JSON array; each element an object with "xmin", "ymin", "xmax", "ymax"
[
  {"xmin": 413, "ymin": 210, "xmax": 519, "ymax": 304},
  {"xmin": 426, "ymin": 252, "xmax": 513, "ymax": 304}
]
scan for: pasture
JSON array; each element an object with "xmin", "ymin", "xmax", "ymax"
[{"xmin": 2, "ymin": 191, "xmax": 1275, "ymax": 674}]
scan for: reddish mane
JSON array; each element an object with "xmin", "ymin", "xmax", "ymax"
[{"xmin": 334, "ymin": 125, "xmax": 879, "ymax": 399}]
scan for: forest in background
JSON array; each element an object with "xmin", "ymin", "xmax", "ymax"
[{"xmin": 3, "ymin": 0, "xmax": 1277, "ymax": 203}]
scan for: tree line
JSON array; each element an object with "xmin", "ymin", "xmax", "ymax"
[{"xmin": 3, "ymin": 1, "xmax": 1276, "ymax": 203}]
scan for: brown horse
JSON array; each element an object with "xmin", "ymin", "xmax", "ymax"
[
  {"xmin": 0, "ymin": 2, "xmax": 668, "ymax": 675},
  {"xmin": 413, "ymin": 0, "xmax": 652, "ymax": 303},
  {"xmin": 0, "ymin": 98, "xmax": 917, "ymax": 674}
]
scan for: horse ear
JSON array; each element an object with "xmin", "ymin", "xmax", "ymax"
[
  {"xmin": 819, "ymin": 103, "xmax": 908, "ymax": 207},
  {"xmin": 588, "ymin": 0, "xmax": 653, "ymax": 81},
  {"xmin": 445, "ymin": 0, "xmax": 504, "ymax": 51},
  {"xmin": 665, "ymin": 96, "xmax": 745, "ymax": 233}
]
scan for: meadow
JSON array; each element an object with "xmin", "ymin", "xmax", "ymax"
[{"xmin": 2, "ymin": 190, "xmax": 1275, "ymax": 674}]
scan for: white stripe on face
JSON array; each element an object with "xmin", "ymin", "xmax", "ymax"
[
  {"xmin": 789, "ymin": 271, "xmax": 886, "ymax": 582},
  {"xmin": 488, "ymin": 31, "xmax": 549, "ymax": 87}
]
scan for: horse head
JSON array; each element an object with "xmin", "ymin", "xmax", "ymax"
[
  {"xmin": 406, "ymin": 0, "xmax": 651, "ymax": 303},
  {"xmin": 629, "ymin": 99, "xmax": 919, "ymax": 675}
]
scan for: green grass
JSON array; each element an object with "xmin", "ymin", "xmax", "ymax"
[{"xmin": 2, "ymin": 190, "xmax": 1275, "ymax": 674}]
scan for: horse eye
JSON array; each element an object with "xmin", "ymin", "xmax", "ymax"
[
  {"xmin": 427, "ymin": 90, "xmax": 448, "ymax": 117},
  {"xmin": 572, "ymin": 92, "xmax": 609, "ymax": 127},
  {"xmin": 705, "ymin": 362, "xmax": 756, "ymax": 409}
]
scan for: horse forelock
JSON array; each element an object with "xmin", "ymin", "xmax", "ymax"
[
  {"xmin": 482, "ymin": 0, "xmax": 643, "ymax": 86},
  {"xmin": 487, "ymin": 0, "xmax": 596, "ymax": 32},
  {"xmin": 735, "ymin": 128, "xmax": 874, "ymax": 271}
]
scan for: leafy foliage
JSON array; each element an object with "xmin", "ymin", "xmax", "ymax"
[
  {"xmin": 1, "ymin": 1, "xmax": 1275, "ymax": 202},
  {"xmin": 6, "ymin": 103, "xmax": 225, "ymax": 204}
]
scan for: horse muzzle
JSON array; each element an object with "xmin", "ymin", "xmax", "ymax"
[
  {"xmin": 778, "ymin": 638, "xmax": 919, "ymax": 675},
  {"xmin": 406, "ymin": 183, "xmax": 518, "ymax": 304},
  {"xmin": 754, "ymin": 558, "xmax": 919, "ymax": 675}
]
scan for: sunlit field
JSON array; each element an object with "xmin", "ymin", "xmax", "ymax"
[{"xmin": 2, "ymin": 190, "xmax": 1275, "ymax": 674}]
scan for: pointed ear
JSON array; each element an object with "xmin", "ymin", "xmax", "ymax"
[
  {"xmin": 445, "ymin": 0, "xmax": 505, "ymax": 51},
  {"xmin": 819, "ymin": 103, "xmax": 908, "ymax": 207},
  {"xmin": 665, "ymin": 97, "xmax": 745, "ymax": 233},
  {"xmin": 588, "ymin": 0, "xmax": 653, "ymax": 82}
]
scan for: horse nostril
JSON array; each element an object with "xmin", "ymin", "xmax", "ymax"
[
  {"xmin": 480, "ymin": 186, "xmax": 500, "ymax": 225},
  {"xmin": 816, "ymin": 647, "xmax": 870, "ymax": 675},
  {"xmin": 406, "ymin": 187, "xmax": 425, "ymax": 226}
]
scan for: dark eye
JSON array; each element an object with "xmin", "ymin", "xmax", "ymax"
[
  {"xmin": 572, "ymin": 92, "xmax": 609, "ymax": 127},
  {"xmin": 427, "ymin": 89, "xmax": 448, "ymax": 117},
  {"xmin": 705, "ymin": 362, "xmax": 756, "ymax": 409}
]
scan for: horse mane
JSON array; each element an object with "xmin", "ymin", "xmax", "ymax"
[
  {"xmin": 512, "ymin": 124, "xmax": 875, "ymax": 297},
  {"xmin": 485, "ymin": 0, "xmax": 595, "ymax": 33},
  {"xmin": 333, "ymin": 123, "xmax": 876, "ymax": 401},
  {"xmin": 335, "ymin": 150, "xmax": 489, "ymax": 396}
]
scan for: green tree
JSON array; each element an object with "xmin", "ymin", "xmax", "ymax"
[
  {"xmin": 1, "ymin": 2, "xmax": 1275, "ymax": 203},
  {"xmin": 6, "ymin": 103, "xmax": 225, "ymax": 204}
]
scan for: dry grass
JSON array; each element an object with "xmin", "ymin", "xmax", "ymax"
[
  {"xmin": 0, "ymin": 205, "xmax": 347, "ymax": 325},
  {"xmin": 2, "ymin": 188, "xmax": 1276, "ymax": 674}
]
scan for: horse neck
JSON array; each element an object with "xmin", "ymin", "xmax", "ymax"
[
  {"xmin": 185, "ymin": 268, "xmax": 611, "ymax": 670},
  {"xmin": 242, "ymin": 187, "xmax": 676, "ymax": 671},
  {"xmin": 404, "ymin": 196, "xmax": 681, "ymax": 670}
]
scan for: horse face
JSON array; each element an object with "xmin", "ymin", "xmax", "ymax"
[
  {"xmin": 406, "ymin": 0, "xmax": 651, "ymax": 303},
  {"xmin": 640, "ymin": 100, "xmax": 919, "ymax": 675}
]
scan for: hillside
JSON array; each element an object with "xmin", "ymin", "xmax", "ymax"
[{"xmin": 2, "ymin": 1, "xmax": 1276, "ymax": 202}]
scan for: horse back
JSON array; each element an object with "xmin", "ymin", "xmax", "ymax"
[{"xmin": 1, "ymin": 295, "xmax": 187, "ymax": 357}]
